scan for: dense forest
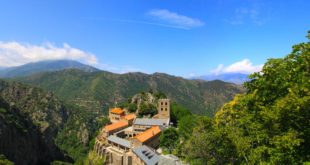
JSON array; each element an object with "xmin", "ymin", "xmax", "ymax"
[{"xmin": 160, "ymin": 31, "xmax": 310, "ymax": 164}]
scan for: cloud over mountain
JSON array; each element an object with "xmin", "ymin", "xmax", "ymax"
[
  {"xmin": 0, "ymin": 41, "xmax": 98, "ymax": 67},
  {"xmin": 211, "ymin": 59, "xmax": 263, "ymax": 75}
]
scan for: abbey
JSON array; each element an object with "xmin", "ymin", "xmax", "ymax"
[{"xmin": 94, "ymin": 99, "xmax": 179, "ymax": 165}]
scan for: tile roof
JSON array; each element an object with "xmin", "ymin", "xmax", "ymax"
[
  {"xmin": 134, "ymin": 118, "xmax": 169, "ymax": 126},
  {"xmin": 135, "ymin": 126, "xmax": 161, "ymax": 143},
  {"xmin": 133, "ymin": 145, "xmax": 159, "ymax": 165},
  {"xmin": 123, "ymin": 114, "xmax": 136, "ymax": 121},
  {"xmin": 104, "ymin": 121, "xmax": 128, "ymax": 132},
  {"xmin": 110, "ymin": 108, "xmax": 125, "ymax": 115},
  {"xmin": 107, "ymin": 135, "xmax": 131, "ymax": 148}
]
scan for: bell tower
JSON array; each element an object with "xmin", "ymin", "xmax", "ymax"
[{"xmin": 157, "ymin": 99, "xmax": 170, "ymax": 119}]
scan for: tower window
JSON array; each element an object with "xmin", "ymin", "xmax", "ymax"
[
  {"xmin": 161, "ymin": 102, "xmax": 163, "ymax": 105},
  {"xmin": 165, "ymin": 108, "xmax": 167, "ymax": 111},
  {"xmin": 165, "ymin": 102, "xmax": 168, "ymax": 105},
  {"xmin": 161, "ymin": 108, "xmax": 163, "ymax": 111}
]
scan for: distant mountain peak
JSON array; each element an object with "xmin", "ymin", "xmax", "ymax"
[
  {"xmin": 0, "ymin": 59, "xmax": 100, "ymax": 78},
  {"xmin": 193, "ymin": 73, "xmax": 249, "ymax": 84}
]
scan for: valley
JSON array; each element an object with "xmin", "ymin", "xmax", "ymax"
[{"xmin": 0, "ymin": 63, "xmax": 244, "ymax": 164}]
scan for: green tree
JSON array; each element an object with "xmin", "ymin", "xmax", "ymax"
[
  {"xmin": 178, "ymin": 115, "xmax": 198, "ymax": 140},
  {"xmin": 154, "ymin": 92, "xmax": 167, "ymax": 99},
  {"xmin": 83, "ymin": 150, "xmax": 105, "ymax": 165},
  {"xmin": 180, "ymin": 31, "xmax": 310, "ymax": 164},
  {"xmin": 139, "ymin": 103, "xmax": 157, "ymax": 117},
  {"xmin": 160, "ymin": 127, "xmax": 179, "ymax": 153},
  {"xmin": 0, "ymin": 155, "xmax": 14, "ymax": 165},
  {"xmin": 181, "ymin": 118, "xmax": 240, "ymax": 164},
  {"xmin": 170, "ymin": 102, "xmax": 191, "ymax": 126},
  {"xmin": 214, "ymin": 31, "xmax": 310, "ymax": 164},
  {"xmin": 127, "ymin": 103, "xmax": 137, "ymax": 113}
]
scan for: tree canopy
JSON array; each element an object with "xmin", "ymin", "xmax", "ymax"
[
  {"xmin": 160, "ymin": 127, "xmax": 179, "ymax": 153},
  {"xmin": 176, "ymin": 31, "xmax": 310, "ymax": 164}
]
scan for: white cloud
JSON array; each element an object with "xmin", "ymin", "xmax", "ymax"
[
  {"xmin": 147, "ymin": 9, "xmax": 204, "ymax": 29},
  {"xmin": 211, "ymin": 59, "xmax": 263, "ymax": 75},
  {"xmin": 0, "ymin": 41, "xmax": 98, "ymax": 67}
]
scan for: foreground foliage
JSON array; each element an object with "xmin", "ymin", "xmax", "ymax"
[
  {"xmin": 175, "ymin": 31, "xmax": 310, "ymax": 164},
  {"xmin": 0, "ymin": 154, "xmax": 14, "ymax": 165},
  {"xmin": 160, "ymin": 127, "xmax": 179, "ymax": 153},
  {"xmin": 83, "ymin": 150, "xmax": 105, "ymax": 165}
]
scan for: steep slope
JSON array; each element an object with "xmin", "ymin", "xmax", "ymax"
[
  {"xmin": 0, "ymin": 60, "xmax": 99, "ymax": 78},
  {"xmin": 0, "ymin": 79, "xmax": 72, "ymax": 164},
  {"xmin": 16, "ymin": 70, "xmax": 244, "ymax": 116},
  {"xmin": 9, "ymin": 70, "xmax": 244, "ymax": 162}
]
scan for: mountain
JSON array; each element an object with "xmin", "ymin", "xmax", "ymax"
[
  {"xmin": 1, "ymin": 67, "xmax": 244, "ymax": 163},
  {"xmin": 0, "ymin": 79, "xmax": 73, "ymax": 164},
  {"xmin": 9, "ymin": 70, "xmax": 245, "ymax": 162},
  {"xmin": 194, "ymin": 73, "xmax": 249, "ymax": 84},
  {"xmin": 0, "ymin": 60, "xmax": 99, "ymax": 78},
  {"xmin": 15, "ymin": 69, "xmax": 245, "ymax": 116}
]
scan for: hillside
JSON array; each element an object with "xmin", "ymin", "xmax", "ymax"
[
  {"xmin": 0, "ymin": 60, "xmax": 99, "ymax": 78},
  {"xmin": 15, "ymin": 70, "xmax": 244, "ymax": 116},
  {"xmin": 0, "ymin": 79, "xmax": 72, "ymax": 164}
]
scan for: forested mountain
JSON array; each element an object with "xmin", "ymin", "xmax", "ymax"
[
  {"xmin": 0, "ymin": 79, "xmax": 111, "ymax": 165},
  {"xmin": 0, "ymin": 62, "xmax": 244, "ymax": 164},
  {"xmin": 15, "ymin": 70, "xmax": 244, "ymax": 116},
  {"xmin": 0, "ymin": 60, "xmax": 99, "ymax": 78},
  {"xmin": 0, "ymin": 79, "xmax": 72, "ymax": 164}
]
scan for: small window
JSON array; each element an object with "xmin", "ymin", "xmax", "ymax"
[
  {"xmin": 165, "ymin": 102, "xmax": 168, "ymax": 105},
  {"xmin": 161, "ymin": 102, "xmax": 163, "ymax": 105},
  {"xmin": 165, "ymin": 108, "xmax": 167, "ymax": 111},
  {"xmin": 161, "ymin": 108, "xmax": 163, "ymax": 111}
]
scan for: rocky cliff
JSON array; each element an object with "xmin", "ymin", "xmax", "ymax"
[{"xmin": 0, "ymin": 79, "xmax": 72, "ymax": 164}]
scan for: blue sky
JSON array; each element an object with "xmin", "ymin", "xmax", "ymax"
[{"xmin": 0, "ymin": 0, "xmax": 309, "ymax": 77}]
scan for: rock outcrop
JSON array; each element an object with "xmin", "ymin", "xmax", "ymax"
[{"xmin": 0, "ymin": 80, "xmax": 72, "ymax": 165}]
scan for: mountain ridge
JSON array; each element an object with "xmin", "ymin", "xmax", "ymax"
[
  {"xmin": 15, "ymin": 69, "xmax": 244, "ymax": 116},
  {"xmin": 0, "ymin": 60, "xmax": 100, "ymax": 78},
  {"xmin": 193, "ymin": 73, "xmax": 249, "ymax": 84}
]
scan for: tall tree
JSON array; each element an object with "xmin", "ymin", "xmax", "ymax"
[
  {"xmin": 180, "ymin": 31, "xmax": 310, "ymax": 164},
  {"xmin": 160, "ymin": 127, "xmax": 179, "ymax": 153},
  {"xmin": 215, "ymin": 31, "xmax": 310, "ymax": 163}
]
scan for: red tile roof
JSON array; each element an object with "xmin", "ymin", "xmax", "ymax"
[
  {"xmin": 104, "ymin": 121, "xmax": 128, "ymax": 132},
  {"xmin": 134, "ymin": 126, "xmax": 161, "ymax": 143},
  {"xmin": 110, "ymin": 108, "xmax": 125, "ymax": 115},
  {"xmin": 123, "ymin": 114, "xmax": 136, "ymax": 121}
]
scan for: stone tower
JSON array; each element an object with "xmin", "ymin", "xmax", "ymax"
[{"xmin": 157, "ymin": 99, "xmax": 170, "ymax": 119}]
